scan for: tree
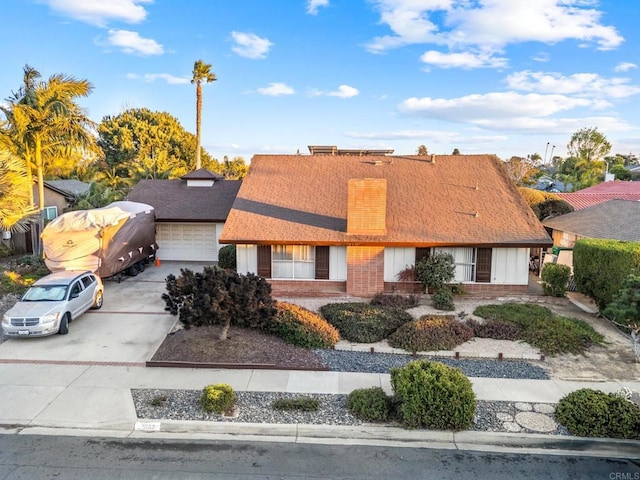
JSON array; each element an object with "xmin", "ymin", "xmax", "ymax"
[
  {"xmin": 452, "ymin": 148, "xmax": 460, "ymax": 155},
  {"xmin": 502, "ymin": 156, "xmax": 540, "ymax": 186},
  {"xmin": 98, "ymin": 108, "xmax": 215, "ymax": 180},
  {"xmin": 191, "ymin": 60, "xmax": 217, "ymax": 170},
  {"xmin": 416, "ymin": 145, "xmax": 428, "ymax": 156},
  {"xmin": 567, "ymin": 127, "xmax": 611, "ymax": 162},
  {"xmin": 0, "ymin": 147, "xmax": 39, "ymax": 233},
  {"xmin": 218, "ymin": 156, "xmax": 248, "ymax": 180}
]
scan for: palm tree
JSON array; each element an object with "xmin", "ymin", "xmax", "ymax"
[
  {"xmin": 0, "ymin": 147, "xmax": 39, "ymax": 234},
  {"xmin": 191, "ymin": 60, "xmax": 217, "ymax": 170}
]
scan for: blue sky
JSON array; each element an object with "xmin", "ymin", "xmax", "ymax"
[{"xmin": 2, "ymin": 0, "xmax": 640, "ymax": 163}]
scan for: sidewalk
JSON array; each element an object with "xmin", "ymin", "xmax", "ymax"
[{"xmin": 0, "ymin": 361, "xmax": 639, "ymax": 458}]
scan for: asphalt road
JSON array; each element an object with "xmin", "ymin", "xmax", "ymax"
[{"xmin": 0, "ymin": 434, "xmax": 638, "ymax": 480}]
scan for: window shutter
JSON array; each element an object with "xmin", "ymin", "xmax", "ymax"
[
  {"xmin": 315, "ymin": 246, "xmax": 330, "ymax": 279},
  {"xmin": 476, "ymin": 248, "xmax": 492, "ymax": 283},
  {"xmin": 257, "ymin": 245, "xmax": 271, "ymax": 278}
]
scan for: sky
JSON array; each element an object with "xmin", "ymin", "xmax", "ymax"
[{"xmin": 2, "ymin": 0, "xmax": 640, "ymax": 163}]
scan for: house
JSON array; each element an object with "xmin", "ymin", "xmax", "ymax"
[
  {"xmin": 219, "ymin": 152, "xmax": 552, "ymax": 297},
  {"xmin": 557, "ymin": 181, "xmax": 640, "ymax": 210},
  {"xmin": 33, "ymin": 179, "xmax": 91, "ymax": 222},
  {"xmin": 127, "ymin": 169, "xmax": 241, "ymax": 262},
  {"xmin": 542, "ymin": 199, "xmax": 640, "ymax": 248}
]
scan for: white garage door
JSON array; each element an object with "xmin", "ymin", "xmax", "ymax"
[{"xmin": 156, "ymin": 223, "xmax": 217, "ymax": 261}]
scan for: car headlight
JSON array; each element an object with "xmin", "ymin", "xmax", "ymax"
[
  {"xmin": 2, "ymin": 314, "xmax": 8, "ymax": 323},
  {"xmin": 41, "ymin": 313, "xmax": 60, "ymax": 323}
]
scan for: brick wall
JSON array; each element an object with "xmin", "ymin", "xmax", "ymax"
[
  {"xmin": 346, "ymin": 246, "xmax": 385, "ymax": 297},
  {"xmin": 269, "ymin": 280, "xmax": 346, "ymax": 297}
]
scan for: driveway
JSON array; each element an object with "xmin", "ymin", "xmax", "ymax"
[{"xmin": 0, "ymin": 262, "xmax": 209, "ymax": 364}]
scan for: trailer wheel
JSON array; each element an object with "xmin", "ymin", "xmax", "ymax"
[
  {"xmin": 127, "ymin": 264, "xmax": 139, "ymax": 276},
  {"xmin": 137, "ymin": 261, "xmax": 146, "ymax": 273}
]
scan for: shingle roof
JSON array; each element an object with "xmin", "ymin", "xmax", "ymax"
[
  {"xmin": 44, "ymin": 179, "xmax": 90, "ymax": 197},
  {"xmin": 542, "ymin": 199, "xmax": 640, "ymax": 242},
  {"xmin": 556, "ymin": 182, "xmax": 640, "ymax": 210},
  {"xmin": 220, "ymin": 154, "xmax": 552, "ymax": 247},
  {"xmin": 181, "ymin": 168, "xmax": 224, "ymax": 180},
  {"xmin": 127, "ymin": 177, "xmax": 241, "ymax": 222}
]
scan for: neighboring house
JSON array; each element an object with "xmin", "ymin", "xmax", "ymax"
[
  {"xmin": 127, "ymin": 169, "xmax": 241, "ymax": 262},
  {"xmin": 557, "ymin": 180, "xmax": 640, "ymax": 210},
  {"xmin": 33, "ymin": 179, "xmax": 91, "ymax": 222},
  {"xmin": 219, "ymin": 152, "xmax": 552, "ymax": 297},
  {"xmin": 542, "ymin": 199, "xmax": 640, "ymax": 248}
]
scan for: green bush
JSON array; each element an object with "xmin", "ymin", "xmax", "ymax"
[
  {"xmin": 602, "ymin": 272, "xmax": 640, "ymax": 330},
  {"xmin": 217, "ymin": 244, "xmax": 237, "ymax": 270},
  {"xmin": 272, "ymin": 397, "xmax": 320, "ymax": 411},
  {"xmin": 541, "ymin": 263, "xmax": 571, "ymax": 297},
  {"xmin": 319, "ymin": 302, "xmax": 413, "ymax": 343},
  {"xmin": 391, "ymin": 360, "xmax": 476, "ymax": 430},
  {"xmin": 370, "ymin": 292, "xmax": 419, "ymax": 309},
  {"xmin": 162, "ymin": 266, "xmax": 276, "ymax": 331},
  {"xmin": 556, "ymin": 388, "xmax": 640, "ymax": 439},
  {"xmin": 432, "ymin": 286, "xmax": 455, "ymax": 310},
  {"xmin": 200, "ymin": 384, "xmax": 236, "ymax": 414},
  {"xmin": 270, "ymin": 301, "xmax": 340, "ymax": 348},
  {"xmin": 0, "ymin": 256, "xmax": 51, "ymax": 297},
  {"xmin": 473, "ymin": 303, "xmax": 603, "ymax": 356},
  {"xmin": 531, "ymin": 198, "xmax": 574, "ymax": 221},
  {"xmin": 465, "ymin": 318, "xmax": 521, "ymax": 341},
  {"xmin": 347, "ymin": 387, "xmax": 392, "ymax": 422},
  {"xmin": 415, "ymin": 252, "xmax": 455, "ymax": 291},
  {"xmin": 388, "ymin": 315, "xmax": 474, "ymax": 352}
]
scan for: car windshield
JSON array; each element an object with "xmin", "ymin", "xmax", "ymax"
[{"xmin": 22, "ymin": 285, "xmax": 67, "ymax": 302}]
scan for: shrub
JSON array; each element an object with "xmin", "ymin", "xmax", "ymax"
[
  {"xmin": 370, "ymin": 292, "xmax": 419, "ymax": 309},
  {"xmin": 531, "ymin": 198, "xmax": 574, "ymax": 221},
  {"xmin": 541, "ymin": 263, "xmax": 571, "ymax": 297},
  {"xmin": 556, "ymin": 388, "xmax": 640, "ymax": 439},
  {"xmin": 466, "ymin": 318, "xmax": 521, "ymax": 340},
  {"xmin": 391, "ymin": 360, "xmax": 476, "ymax": 430},
  {"xmin": 395, "ymin": 265, "xmax": 417, "ymax": 282},
  {"xmin": 200, "ymin": 384, "xmax": 236, "ymax": 414},
  {"xmin": 217, "ymin": 244, "xmax": 237, "ymax": 270},
  {"xmin": 432, "ymin": 286, "xmax": 455, "ymax": 310},
  {"xmin": 415, "ymin": 252, "xmax": 455, "ymax": 291},
  {"xmin": 270, "ymin": 302, "xmax": 340, "ymax": 348},
  {"xmin": 0, "ymin": 256, "xmax": 50, "ymax": 297},
  {"xmin": 347, "ymin": 387, "xmax": 392, "ymax": 422},
  {"xmin": 272, "ymin": 397, "xmax": 320, "ymax": 411},
  {"xmin": 473, "ymin": 303, "xmax": 604, "ymax": 356},
  {"xmin": 319, "ymin": 302, "xmax": 413, "ymax": 343},
  {"xmin": 602, "ymin": 272, "xmax": 640, "ymax": 330},
  {"xmin": 388, "ymin": 315, "xmax": 473, "ymax": 352},
  {"xmin": 162, "ymin": 266, "xmax": 276, "ymax": 336}
]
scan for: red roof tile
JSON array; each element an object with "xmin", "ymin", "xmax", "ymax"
[{"xmin": 220, "ymin": 154, "xmax": 551, "ymax": 247}]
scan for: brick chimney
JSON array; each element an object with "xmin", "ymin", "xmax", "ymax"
[{"xmin": 347, "ymin": 178, "xmax": 387, "ymax": 235}]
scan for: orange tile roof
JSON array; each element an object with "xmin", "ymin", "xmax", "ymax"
[{"xmin": 219, "ymin": 154, "xmax": 552, "ymax": 247}]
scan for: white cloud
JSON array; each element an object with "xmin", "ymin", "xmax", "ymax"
[
  {"xmin": 344, "ymin": 129, "xmax": 461, "ymax": 141},
  {"xmin": 506, "ymin": 71, "xmax": 640, "ymax": 98},
  {"xmin": 420, "ymin": 50, "xmax": 507, "ymax": 69},
  {"xmin": 256, "ymin": 82, "xmax": 295, "ymax": 96},
  {"xmin": 366, "ymin": 0, "xmax": 623, "ymax": 69},
  {"xmin": 126, "ymin": 73, "xmax": 189, "ymax": 84},
  {"xmin": 615, "ymin": 62, "xmax": 638, "ymax": 72},
  {"xmin": 311, "ymin": 85, "xmax": 359, "ymax": 98},
  {"xmin": 43, "ymin": 0, "xmax": 151, "ymax": 27},
  {"xmin": 307, "ymin": 0, "xmax": 329, "ymax": 15},
  {"xmin": 231, "ymin": 31, "xmax": 273, "ymax": 59},
  {"xmin": 103, "ymin": 29, "xmax": 163, "ymax": 55}
]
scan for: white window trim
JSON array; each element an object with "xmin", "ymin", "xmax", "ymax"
[{"xmin": 271, "ymin": 245, "xmax": 316, "ymax": 280}]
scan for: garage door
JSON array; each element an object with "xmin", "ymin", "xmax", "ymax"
[{"xmin": 156, "ymin": 223, "xmax": 217, "ymax": 261}]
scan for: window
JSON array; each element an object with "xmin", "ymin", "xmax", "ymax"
[
  {"xmin": 43, "ymin": 206, "xmax": 58, "ymax": 221},
  {"xmin": 81, "ymin": 275, "xmax": 95, "ymax": 289},
  {"xmin": 272, "ymin": 245, "xmax": 315, "ymax": 279},
  {"xmin": 435, "ymin": 247, "xmax": 476, "ymax": 282}
]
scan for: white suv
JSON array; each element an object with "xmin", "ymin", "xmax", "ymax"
[{"xmin": 2, "ymin": 270, "xmax": 103, "ymax": 337}]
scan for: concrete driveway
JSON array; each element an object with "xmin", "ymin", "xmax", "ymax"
[{"xmin": 0, "ymin": 261, "xmax": 210, "ymax": 364}]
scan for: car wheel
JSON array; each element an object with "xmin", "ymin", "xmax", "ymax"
[
  {"xmin": 127, "ymin": 264, "xmax": 139, "ymax": 276},
  {"xmin": 92, "ymin": 290, "xmax": 103, "ymax": 310},
  {"xmin": 137, "ymin": 261, "xmax": 146, "ymax": 273},
  {"xmin": 58, "ymin": 313, "xmax": 69, "ymax": 335}
]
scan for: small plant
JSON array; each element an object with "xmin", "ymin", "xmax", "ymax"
[
  {"xmin": 391, "ymin": 360, "xmax": 476, "ymax": 430},
  {"xmin": 272, "ymin": 397, "xmax": 320, "ymax": 411},
  {"xmin": 541, "ymin": 263, "xmax": 571, "ymax": 297},
  {"xmin": 199, "ymin": 384, "xmax": 236, "ymax": 414},
  {"xmin": 388, "ymin": 315, "xmax": 474, "ymax": 352},
  {"xmin": 395, "ymin": 265, "xmax": 417, "ymax": 282},
  {"xmin": 432, "ymin": 286, "xmax": 455, "ymax": 311},
  {"xmin": 415, "ymin": 252, "xmax": 455, "ymax": 292},
  {"xmin": 150, "ymin": 394, "xmax": 168, "ymax": 407},
  {"xmin": 217, "ymin": 244, "xmax": 237, "ymax": 270},
  {"xmin": 319, "ymin": 302, "xmax": 412, "ymax": 343},
  {"xmin": 270, "ymin": 302, "xmax": 340, "ymax": 348},
  {"xmin": 466, "ymin": 318, "xmax": 521, "ymax": 341},
  {"xmin": 347, "ymin": 387, "xmax": 392, "ymax": 422},
  {"xmin": 556, "ymin": 388, "xmax": 640, "ymax": 439},
  {"xmin": 370, "ymin": 292, "xmax": 419, "ymax": 309}
]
